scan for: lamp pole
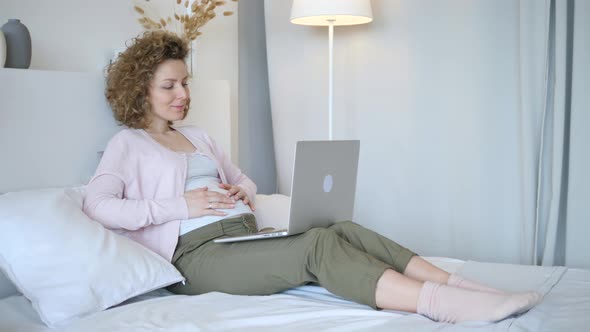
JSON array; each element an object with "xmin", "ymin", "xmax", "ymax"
[{"xmin": 328, "ymin": 19, "xmax": 335, "ymax": 141}]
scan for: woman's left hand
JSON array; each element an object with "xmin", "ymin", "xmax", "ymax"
[{"xmin": 218, "ymin": 183, "xmax": 255, "ymax": 211}]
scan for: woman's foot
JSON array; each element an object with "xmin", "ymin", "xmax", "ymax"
[
  {"xmin": 447, "ymin": 273, "xmax": 504, "ymax": 293},
  {"xmin": 417, "ymin": 281, "xmax": 542, "ymax": 323}
]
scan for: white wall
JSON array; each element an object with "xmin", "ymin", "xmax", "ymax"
[
  {"xmin": 265, "ymin": 0, "xmax": 539, "ymax": 264},
  {"xmin": 0, "ymin": 0, "xmax": 239, "ymax": 161}
]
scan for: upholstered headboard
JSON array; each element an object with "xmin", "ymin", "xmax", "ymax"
[
  {"xmin": 0, "ymin": 69, "xmax": 119, "ymax": 193},
  {"xmin": 0, "ymin": 69, "xmax": 116, "ymax": 298},
  {"xmin": 0, "ymin": 68, "xmax": 231, "ymax": 298},
  {"xmin": 0, "ymin": 69, "xmax": 230, "ymax": 193}
]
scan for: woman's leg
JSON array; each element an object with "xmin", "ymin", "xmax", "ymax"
[
  {"xmin": 375, "ymin": 269, "xmax": 542, "ymax": 323},
  {"xmin": 330, "ymin": 221, "xmax": 502, "ymax": 293},
  {"xmin": 328, "ymin": 221, "xmax": 448, "ymax": 283},
  {"xmin": 375, "ymin": 269, "xmax": 423, "ymax": 312},
  {"xmin": 171, "ymin": 226, "xmax": 391, "ymax": 308},
  {"xmin": 328, "ymin": 221, "xmax": 416, "ymax": 274},
  {"xmin": 404, "ymin": 253, "xmax": 503, "ymax": 293},
  {"xmin": 171, "ymin": 218, "xmax": 541, "ymax": 323},
  {"xmin": 404, "ymin": 256, "xmax": 450, "ymax": 284}
]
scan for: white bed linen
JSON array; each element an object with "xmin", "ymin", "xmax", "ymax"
[{"xmin": 1, "ymin": 257, "xmax": 588, "ymax": 332}]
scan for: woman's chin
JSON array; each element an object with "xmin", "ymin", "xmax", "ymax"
[{"xmin": 168, "ymin": 111, "xmax": 186, "ymax": 121}]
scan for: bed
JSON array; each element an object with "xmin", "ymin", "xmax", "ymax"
[
  {"xmin": 1, "ymin": 69, "xmax": 590, "ymax": 331},
  {"xmin": 1, "ymin": 257, "xmax": 590, "ymax": 331}
]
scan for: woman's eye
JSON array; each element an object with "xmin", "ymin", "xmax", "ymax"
[
  {"xmin": 162, "ymin": 86, "xmax": 173, "ymax": 90},
  {"xmin": 182, "ymin": 82, "xmax": 189, "ymax": 87}
]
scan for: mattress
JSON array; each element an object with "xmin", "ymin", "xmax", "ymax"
[{"xmin": 1, "ymin": 257, "xmax": 588, "ymax": 332}]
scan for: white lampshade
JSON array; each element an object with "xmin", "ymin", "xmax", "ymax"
[{"xmin": 290, "ymin": 0, "xmax": 373, "ymax": 26}]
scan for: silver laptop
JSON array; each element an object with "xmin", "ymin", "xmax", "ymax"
[{"xmin": 214, "ymin": 140, "xmax": 360, "ymax": 243}]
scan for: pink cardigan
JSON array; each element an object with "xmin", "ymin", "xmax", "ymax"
[{"xmin": 83, "ymin": 127, "xmax": 257, "ymax": 261}]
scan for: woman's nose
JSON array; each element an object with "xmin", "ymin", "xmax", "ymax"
[{"xmin": 177, "ymin": 86, "xmax": 188, "ymax": 99}]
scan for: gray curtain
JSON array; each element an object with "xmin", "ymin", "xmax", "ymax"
[
  {"xmin": 564, "ymin": 0, "xmax": 590, "ymax": 268},
  {"xmin": 534, "ymin": 0, "xmax": 575, "ymax": 266},
  {"xmin": 238, "ymin": 0, "xmax": 277, "ymax": 194}
]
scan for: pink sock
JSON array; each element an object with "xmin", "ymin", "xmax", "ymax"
[
  {"xmin": 417, "ymin": 281, "xmax": 542, "ymax": 323},
  {"xmin": 447, "ymin": 273, "xmax": 504, "ymax": 293}
]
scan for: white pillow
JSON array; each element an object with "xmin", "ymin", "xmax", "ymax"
[
  {"xmin": 0, "ymin": 188, "xmax": 184, "ymax": 327},
  {"xmin": 253, "ymin": 194, "xmax": 291, "ymax": 230},
  {"xmin": 0, "ymin": 269, "xmax": 18, "ymax": 299}
]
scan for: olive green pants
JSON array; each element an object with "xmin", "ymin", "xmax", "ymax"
[{"xmin": 168, "ymin": 214, "xmax": 416, "ymax": 309}]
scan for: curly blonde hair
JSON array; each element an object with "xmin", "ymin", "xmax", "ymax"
[{"xmin": 105, "ymin": 30, "xmax": 190, "ymax": 129}]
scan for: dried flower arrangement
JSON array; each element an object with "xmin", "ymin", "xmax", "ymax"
[{"xmin": 133, "ymin": 0, "xmax": 238, "ymax": 41}]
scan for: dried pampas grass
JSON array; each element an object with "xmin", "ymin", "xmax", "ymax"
[{"xmin": 134, "ymin": 0, "xmax": 238, "ymax": 41}]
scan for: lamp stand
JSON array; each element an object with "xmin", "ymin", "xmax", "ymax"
[{"xmin": 328, "ymin": 19, "xmax": 334, "ymax": 141}]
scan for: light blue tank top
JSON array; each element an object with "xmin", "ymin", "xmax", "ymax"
[{"xmin": 179, "ymin": 153, "xmax": 252, "ymax": 235}]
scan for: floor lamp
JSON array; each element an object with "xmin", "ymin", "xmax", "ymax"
[{"xmin": 290, "ymin": 0, "xmax": 373, "ymax": 140}]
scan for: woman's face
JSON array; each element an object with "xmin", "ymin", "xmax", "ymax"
[{"xmin": 147, "ymin": 59, "xmax": 190, "ymax": 125}]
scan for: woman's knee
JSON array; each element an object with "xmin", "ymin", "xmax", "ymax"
[
  {"xmin": 332, "ymin": 220, "xmax": 355, "ymax": 229},
  {"xmin": 329, "ymin": 220, "xmax": 357, "ymax": 235},
  {"xmin": 299, "ymin": 228, "xmax": 343, "ymax": 271},
  {"xmin": 301, "ymin": 227, "xmax": 339, "ymax": 246}
]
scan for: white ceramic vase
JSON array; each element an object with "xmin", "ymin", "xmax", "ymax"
[{"xmin": 0, "ymin": 30, "xmax": 6, "ymax": 68}]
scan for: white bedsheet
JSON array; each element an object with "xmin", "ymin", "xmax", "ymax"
[{"xmin": 1, "ymin": 257, "xmax": 587, "ymax": 332}]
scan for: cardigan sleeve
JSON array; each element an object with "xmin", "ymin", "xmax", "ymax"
[{"xmin": 82, "ymin": 132, "xmax": 188, "ymax": 231}]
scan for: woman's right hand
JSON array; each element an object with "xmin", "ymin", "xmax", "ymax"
[{"xmin": 183, "ymin": 187, "xmax": 236, "ymax": 218}]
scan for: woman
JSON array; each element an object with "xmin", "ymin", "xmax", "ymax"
[{"xmin": 83, "ymin": 31, "xmax": 542, "ymax": 324}]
